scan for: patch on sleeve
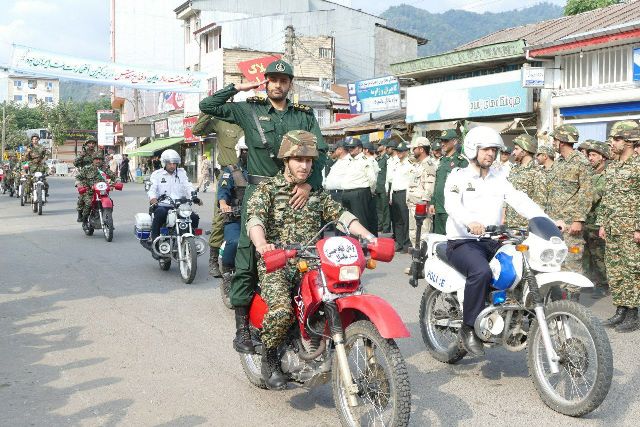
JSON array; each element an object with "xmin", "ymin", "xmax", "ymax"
[
  {"xmin": 450, "ymin": 185, "xmax": 459, "ymax": 193},
  {"xmin": 220, "ymin": 180, "xmax": 228, "ymax": 187}
]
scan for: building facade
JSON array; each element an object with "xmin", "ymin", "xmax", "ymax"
[{"xmin": 0, "ymin": 75, "xmax": 59, "ymax": 107}]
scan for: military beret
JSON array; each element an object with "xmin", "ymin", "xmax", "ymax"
[
  {"xmin": 264, "ymin": 59, "xmax": 294, "ymax": 79},
  {"xmin": 550, "ymin": 124, "xmax": 579, "ymax": 144},
  {"xmin": 439, "ymin": 129, "xmax": 458, "ymax": 141}
]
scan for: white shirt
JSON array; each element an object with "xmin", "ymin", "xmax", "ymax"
[
  {"xmin": 444, "ymin": 165, "xmax": 548, "ymax": 240},
  {"xmin": 342, "ymin": 153, "xmax": 377, "ymax": 190},
  {"xmin": 324, "ymin": 156, "xmax": 350, "ymax": 190},
  {"xmin": 385, "ymin": 154, "xmax": 399, "ymax": 191},
  {"xmin": 148, "ymin": 167, "xmax": 195, "ymax": 205},
  {"xmin": 390, "ymin": 157, "xmax": 412, "ymax": 192}
]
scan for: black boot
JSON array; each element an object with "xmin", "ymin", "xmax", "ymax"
[
  {"xmin": 209, "ymin": 247, "xmax": 222, "ymax": 278},
  {"xmin": 603, "ymin": 306, "xmax": 628, "ymax": 328},
  {"xmin": 566, "ymin": 290, "xmax": 581, "ymax": 303},
  {"xmin": 76, "ymin": 211, "xmax": 83, "ymax": 222},
  {"xmin": 458, "ymin": 324, "xmax": 485, "ymax": 356},
  {"xmin": 615, "ymin": 307, "xmax": 639, "ymax": 333},
  {"xmin": 261, "ymin": 347, "xmax": 287, "ymax": 390},
  {"xmin": 233, "ymin": 306, "xmax": 255, "ymax": 354}
]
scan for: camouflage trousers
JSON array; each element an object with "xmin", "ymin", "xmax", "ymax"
[
  {"xmin": 208, "ymin": 183, "xmax": 224, "ymax": 249},
  {"xmin": 561, "ymin": 231, "xmax": 584, "ymax": 293},
  {"xmin": 407, "ymin": 201, "xmax": 432, "ymax": 247},
  {"xmin": 258, "ymin": 260, "xmax": 296, "ymax": 349},
  {"xmin": 605, "ymin": 233, "xmax": 640, "ymax": 307},
  {"xmin": 79, "ymin": 192, "xmax": 94, "ymax": 217},
  {"xmin": 583, "ymin": 228, "xmax": 608, "ymax": 288}
]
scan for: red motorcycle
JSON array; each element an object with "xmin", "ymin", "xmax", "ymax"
[
  {"xmin": 240, "ymin": 223, "xmax": 412, "ymax": 426},
  {"xmin": 77, "ymin": 181, "xmax": 123, "ymax": 242}
]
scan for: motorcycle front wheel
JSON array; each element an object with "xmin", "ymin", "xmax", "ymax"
[
  {"xmin": 332, "ymin": 320, "xmax": 411, "ymax": 427},
  {"xmin": 528, "ymin": 300, "xmax": 612, "ymax": 417},
  {"xmin": 102, "ymin": 208, "xmax": 114, "ymax": 242},
  {"xmin": 158, "ymin": 258, "xmax": 171, "ymax": 271},
  {"xmin": 419, "ymin": 286, "xmax": 467, "ymax": 363},
  {"xmin": 179, "ymin": 236, "xmax": 197, "ymax": 284},
  {"xmin": 20, "ymin": 189, "xmax": 25, "ymax": 206}
]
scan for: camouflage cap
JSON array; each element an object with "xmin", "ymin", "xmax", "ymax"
[
  {"xmin": 609, "ymin": 120, "xmax": 640, "ymax": 140},
  {"xmin": 439, "ymin": 129, "xmax": 458, "ymax": 141},
  {"xmin": 410, "ymin": 136, "xmax": 431, "ymax": 149},
  {"xmin": 512, "ymin": 134, "xmax": 537, "ymax": 154},
  {"xmin": 264, "ymin": 59, "xmax": 294, "ymax": 79},
  {"xmin": 92, "ymin": 152, "xmax": 104, "ymax": 160},
  {"xmin": 83, "ymin": 138, "xmax": 97, "ymax": 146},
  {"xmin": 550, "ymin": 124, "xmax": 579, "ymax": 144},
  {"xmin": 394, "ymin": 141, "xmax": 410, "ymax": 152},
  {"xmin": 536, "ymin": 144, "xmax": 555, "ymax": 158},
  {"xmin": 344, "ymin": 138, "xmax": 363, "ymax": 149},
  {"xmin": 585, "ymin": 140, "xmax": 610, "ymax": 159},
  {"xmin": 277, "ymin": 130, "xmax": 318, "ymax": 159}
]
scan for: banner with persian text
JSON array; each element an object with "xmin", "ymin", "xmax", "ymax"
[{"xmin": 10, "ymin": 45, "xmax": 208, "ymax": 93}]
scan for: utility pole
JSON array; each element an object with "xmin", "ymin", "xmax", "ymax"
[
  {"xmin": 284, "ymin": 25, "xmax": 295, "ymax": 101},
  {"xmin": 1, "ymin": 102, "xmax": 5, "ymax": 161}
]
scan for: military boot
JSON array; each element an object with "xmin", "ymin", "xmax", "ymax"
[
  {"xmin": 76, "ymin": 211, "xmax": 83, "ymax": 222},
  {"xmin": 603, "ymin": 306, "xmax": 628, "ymax": 328},
  {"xmin": 615, "ymin": 307, "xmax": 639, "ymax": 333},
  {"xmin": 233, "ymin": 306, "xmax": 255, "ymax": 354},
  {"xmin": 209, "ymin": 247, "xmax": 222, "ymax": 278},
  {"xmin": 261, "ymin": 347, "xmax": 287, "ymax": 390}
]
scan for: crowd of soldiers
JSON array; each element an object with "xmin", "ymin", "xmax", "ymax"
[{"xmin": 2, "ymin": 134, "xmax": 50, "ymax": 198}]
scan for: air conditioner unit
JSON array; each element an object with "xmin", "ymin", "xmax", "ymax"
[{"xmin": 16, "ymin": 85, "xmax": 22, "ymax": 90}]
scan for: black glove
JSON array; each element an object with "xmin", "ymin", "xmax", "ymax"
[
  {"xmin": 149, "ymin": 203, "xmax": 158, "ymax": 215},
  {"xmin": 193, "ymin": 197, "xmax": 202, "ymax": 205}
]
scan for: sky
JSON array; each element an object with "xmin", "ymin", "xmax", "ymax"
[{"xmin": 0, "ymin": 0, "xmax": 568, "ymax": 66}]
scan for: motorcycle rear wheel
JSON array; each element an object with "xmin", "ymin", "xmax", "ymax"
[
  {"xmin": 420, "ymin": 286, "xmax": 467, "ymax": 364},
  {"xmin": 179, "ymin": 236, "xmax": 198, "ymax": 284},
  {"xmin": 239, "ymin": 328, "xmax": 267, "ymax": 389},
  {"xmin": 20, "ymin": 190, "xmax": 25, "ymax": 206},
  {"xmin": 332, "ymin": 320, "xmax": 411, "ymax": 427},
  {"xmin": 528, "ymin": 300, "xmax": 612, "ymax": 417},
  {"xmin": 37, "ymin": 201, "xmax": 43, "ymax": 215},
  {"xmin": 83, "ymin": 220, "xmax": 94, "ymax": 236},
  {"xmin": 102, "ymin": 208, "xmax": 114, "ymax": 242}
]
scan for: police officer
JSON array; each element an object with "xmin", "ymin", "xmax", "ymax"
[
  {"xmin": 324, "ymin": 140, "xmax": 349, "ymax": 202},
  {"xmin": 597, "ymin": 121, "xmax": 640, "ymax": 332},
  {"xmin": 505, "ymin": 134, "xmax": 546, "ymax": 229},
  {"xmin": 546, "ymin": 124, "xmax": 593, "ymax": 301},
  {"xmin": 375, "ymin": 139, "xmax": 391, "ymax": 233},
  {"xmin": 583, "ymin": 140, "xmax": 610, "ymax": 299},
  {"xmin": 495, "ymin": 144, "xmax": 513, "ymax": 175},
  {"xmin": 444, "ymin": 127, "xmax": 552, "ymax": 356},
  {"xmin": 389, "ymin": 140, "xmax": 412, "ymax": 252},
  {"xmin": 218, "ymin": 138, "xmax": 249, "ymax": 306},
  {"xmin": 429, "ymin": 129, "xmax": 468, "ymax": 234},
  {"xmin": 199, "ymin": 59, "xmax": 327, "ymax": 354},
  {"xmin": 407, "ymin": 137, "xmax": 436, "ymax": 241},
  {"xmin": 192, "ymin": 115, "xmax": 244, "ymax": 278}
]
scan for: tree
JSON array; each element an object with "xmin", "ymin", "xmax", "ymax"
[
  {"xmin": 77, "ymin": 97, "xmax": 114, "ymax": 130},
  {"xmin": 37, "ymin": 101, "xmax": 80, "ymax": 146},
  {"xmin": 564, "ymin": 0, "xmax": 620, "ymax": 16}
]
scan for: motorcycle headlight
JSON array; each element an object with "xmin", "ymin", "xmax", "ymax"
[
  {"xmin": 178, "ymin": 204, "xmax": 192, "ymax": 217},
  {"xmin": 339, "ymin": 266, "xmax": 360, "ymax": 282},
  {"xmin": 555, "ymin": 248, "xmax": 568, "ymax": 264},
  {"xmin": 540, "ymin": 249, "xmax": 555, "ymax": 263}
]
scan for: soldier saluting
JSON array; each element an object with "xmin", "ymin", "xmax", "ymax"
[{"xmin": 198, "ymin": 59, "xmax": 327, "ymax": 354}]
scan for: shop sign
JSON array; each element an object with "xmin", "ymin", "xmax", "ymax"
[
  {"xmin": 406, "ymin": 70, "xmax": 532, "ymax": 123},
  {"xmin": 237, "ymin": 55, "xmax": 282, "ymax": 90},
  {"xmin": 522, "ymin": 66, "xmax": 546, "ymax": 88},
  {"xmin": 168, "ymin": 115, "xmax": 184, "ymax": 138},
  {"xmin": 183, "ymin": 116, "xmax": 201, "ymax": 143},
  {"xmin": 348, "ymin": 76, "xmax": 400, "ymax": 114},
  {"xmin": 153, "ymin": 118, "xmax": 169, "ymax": 138},
  {"xmin": 97, "ymin": 110, "xmax": 116, "ymax": 146},
  {"xmin": 634, "ymin": 48, "xmax": 640, "ymax": 82}
]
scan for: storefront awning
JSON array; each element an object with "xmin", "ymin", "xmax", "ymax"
[{"xmin": 128, "ymin": 137, "xmax": 184, "ymax": 157}]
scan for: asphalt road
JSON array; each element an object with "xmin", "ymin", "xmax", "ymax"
[{"xmin": 1, "ymin": 177, "xmax": 638, "ymax": 426}]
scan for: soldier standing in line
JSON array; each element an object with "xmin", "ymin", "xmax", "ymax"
[
  {"xmin": 375, "ymin": 139, "xmax": 391, "ymax": 233},
  {"xmin": 192, "ymin": 113, "xmax": 244, "ymax": 278},
  {"xmin": 389, "ymin": 140, "xmax": 412, "ymax": 252},
  {"xmin": 505, "ymin": 134, "xmax": 546, "ymax": 229},
  {"xmin": 583, "ymin": 140, "xmax": 610, "ymax": 299},
  {"xmin": 428, "ymin": 129, "xmax": 468, "ymax": 235},
  {"xmin": 198, "ymin": 59, "xmax": 327, "ymax": 354},
  {"xmin": 324, "ymin": 140, "xmax": 349, "ymax": 202},
  {"xmin": 494, "ymin": 144, "xmax": 513, "ymax": 175},
  {"xmin": 406, "ymin": 137, "xmax": 436, "ymax": 241},
  {"xmin": 546, "ymin": 124, "xmax": 593, "ymax": 301},
  {"xmin": 598, "ymin": 121, "xmax": 640, "ymax": 332},
  {"xmin": 341, "ymin": 138, "xmax": 378, "ymax": 234},
  {"xmin": 431, "ymin": 138, "xmax": 442, "ymax": 169}
]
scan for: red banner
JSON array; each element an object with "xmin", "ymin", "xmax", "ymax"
[
  {"xmin": 237, "ymin": 55, "xmax": 282, "ymax": 89},
  {"xmin": 183, "ymin": 116, "xmax": 200, "ymax": 143},
  {"xmin": 335, "ymin": 113, "xmax": 361, "ymax": 122}
]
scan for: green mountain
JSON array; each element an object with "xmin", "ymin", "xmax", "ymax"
[
  {"xmin": 59, "ymin": 80, "xmax": 107, "ymax": 102},
  {"xmin": 382, "ymin": 3, "xmax": 564, "ymax": 57}
]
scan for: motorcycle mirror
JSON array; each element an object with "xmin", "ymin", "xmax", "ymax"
[
  {"xmin": 367, "ymin": 237, "xmax": 395, "ymax": 262},
  {"xmin": 114, "ymin": 182, "xmax": 124, "ymax": 191}
]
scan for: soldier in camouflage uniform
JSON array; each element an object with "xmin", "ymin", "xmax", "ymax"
[
  {"xmin": 546, "ymin": 124, "xmax": 593, "ymax": 300},
  {"xmin": 583, "ymin": 140, "xmax": 610, "ymax": 299},
  {"xmin": 25, "ymin": 134, "xmax": 50, "ymax": 198},
  {"xmin": 505, "ymin": 134, "xmax": 546, "ymax": 229},
  {"xmin": 246, "ymin": 130, "xmax": 373, "ymax": 390},
  {"xmin": 597, "ymin": 121, "xmax": 640, "ymax": 332},
  {"xmin": 74, "ymin": 139, "xmax": 103, "ymax": 221},
  {"xmin": 76, "ymin": 153, "xmax": 117, "ymax": 224},
  {"xmin": 407, "ymin": 137, "xmax": 436, "ymax": 240}
]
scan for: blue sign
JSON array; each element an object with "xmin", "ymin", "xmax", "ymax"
[
  {"xmin": 406, "ymin": 70, "xmax": 532, "ymax": 123},
  {"xmin": 17, "ymin": 146, "xmax": 26, "ymax": 153},
  {"xmin": 634, "ymin": 48, "xmax": 640, "ymax": 82},
  {"xmin": 348, "ymin": 76, "xmax": 401, "ymax": 114}
]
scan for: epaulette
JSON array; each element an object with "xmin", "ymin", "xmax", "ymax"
[
  {"xmin": 293, "ymin": 103, "xmax": 313, "ymax": 113},
  {"xmin": 246, "ymin": 96, "xmax": 269, "ymax": 105}
]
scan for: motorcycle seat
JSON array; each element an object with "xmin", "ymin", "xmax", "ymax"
[{"xmin": 434, "ymin": 241, "xmax": 465, "ymax": 275}]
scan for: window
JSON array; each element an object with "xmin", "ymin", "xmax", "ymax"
[
  {"xmin": 207, "ymin": 77, "xmax": 217, "ymax": 96},
  {"xmin": 214, "ymin": 28, "xmax": 221, "ymax": 50},
  {"xmin": 45, "ymin": 81, "xmax": 53, "ymax": 91},
  {"xmin": 45, "ymin": 96, "xmax": 54, "ymax": 103},
  {"xmin": 319, "ymin": 47, "xmax": 332, "ymax": 58},
  {"xmin": 28, "ymin": 94, "xmax": 37, "ymax": 103},
  {"xmin": 194, "ymin": 63, "xmax": 200, "ymax": 71},
  {"xmin": 185, "ymin": 22, "xmax": 191, "ymax": 44},
  {"xmin": 13, "ymin": 80, "xmax": 22, "ymax": 88},
  {"xmin": 13, "ymin": 95, "xmax": 23, "ymax": 101},
  {"xmin": 561, "ymin": 45, "xmax": 631, "ymax": 90},
  {"xmin": 205, "ymin": 33, "xmax": 214, "ymax": 53},
  {"xmin": 28, "ymin": 79, "xmax": 37, "ymax": 89},
  {"xmin": 314, "ymin": 108, "xmax": 330, "ymax": 127}
]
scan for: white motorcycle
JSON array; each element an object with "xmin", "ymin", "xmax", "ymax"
[
  {"xmin": 31, "ymin": 171, "xmax": 47, "ymax": 215},
  {"xmin": 408, "ymin": 206, "xmax": 612, "ymax": 417}
]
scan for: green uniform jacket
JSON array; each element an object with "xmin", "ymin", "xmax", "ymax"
[
  {"xmin": 432, "ymin": 152, "xmax": 468, "ymax": 213},
  {"xmin": 192, "ymin": 114, "xmax": 244, "ymax": 168},
  {"xmin": 199, "ymin": 84, "xmax": 326, "ymax": 190},
  {"xmin": 376, "ymin": 153, "xmax": 388, "ymax": 194},
  {"xmin": 596, "ymin": 154, "xmax": 640, "ymax": 235},
  {"xmin": 76, "ymin": 165, "xmax": 116, "ymax": 188},
  {"xmin": 505, "ymin": 161, "xmax": 547, "ymax": 228},
  {"xmin": 546, "ymin": 150, "xmax": 593, "ymax": 223},
  {"xmin": 585, "ymin": 169, "xmax": 606, "ymax": 232}
]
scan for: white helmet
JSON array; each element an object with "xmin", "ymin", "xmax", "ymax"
[
  {"xmin": 463, "ymin": 126, "xmax": 504, "ymax": 160},
  {"xmin": 235, "ymin": 136, "xmax": 248, "ymax": 157},
  {"xmin": 160, "ymin": 149, "xmax": 181, "ymax": 166}
]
